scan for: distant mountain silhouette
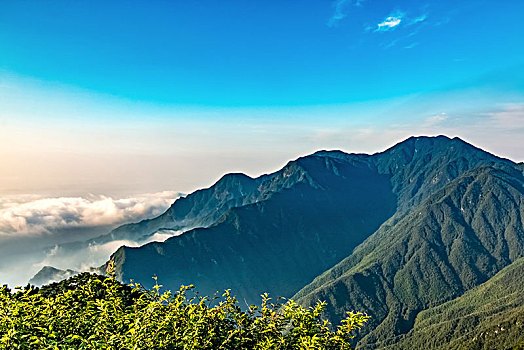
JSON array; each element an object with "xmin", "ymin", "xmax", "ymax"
[{"xmin": 29, "ymin": 266, "xmax": 78, "ymax": 286}]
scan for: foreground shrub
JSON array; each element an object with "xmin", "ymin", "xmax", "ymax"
[{"xmin": 0, "ymin": 271, "xmax": 368, "ymax": 349}]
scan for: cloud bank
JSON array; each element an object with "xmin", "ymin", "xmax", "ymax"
[
  {"xmin": 36, "ymin": 228, "xmax": 185, "ymax": 276},
  {"xmin": 0, "ymin": 191, "xmax": 180, "ymax": 237},
  {"xmin": 0, "ymin": 191, "xmax": 181, "ymax": 287}
]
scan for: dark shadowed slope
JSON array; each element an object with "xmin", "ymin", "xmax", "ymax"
[
  {"xmin": 294, "ymin": 164, "xmax": 524, "ymax": 348},
  {"xmin": 388, "ymin": 257, "xmax": 524, "ymax": 350},
  {"xmin": 112, "ymin": 155, "xmax": 397, "ymax": 306},
  {"xmin": 93, "ymin": 172, "xmax": 273, "ymax": 244}
]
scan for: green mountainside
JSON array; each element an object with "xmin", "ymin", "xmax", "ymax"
[
  {"xmin": 388, "ymin": 257, "xmax": 524, "ymax": 349},
  {"xmin": 315, "ymin": 135, "xmax": 510, "ymax": 213},
  {"xmin": 294, "ymin": 164, "xmax": 524, "ymax": 348}
]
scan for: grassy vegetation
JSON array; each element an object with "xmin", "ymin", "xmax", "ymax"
[{"xmin": 0, "ymin": 267, "xmax": 368, "ymax": 350}]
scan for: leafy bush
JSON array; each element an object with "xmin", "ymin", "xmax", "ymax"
[{"xmin": 0, "ymin": 269, "xmax": 368, "ymax": 349}]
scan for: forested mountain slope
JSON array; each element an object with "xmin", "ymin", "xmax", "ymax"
[
  {"xmin": 112, "ymin": 155, "xmax": 397, "ymax": 305},
  {"xmin": 294, "ymin": 164, "xmax": 524, "ymax": 348},
  {"xmin": 111, "ymin": 136, "xmax": 513, "ymax": 308},
  {"xmin": 387, "ymin": 257, "xmax": 524, "ymax": 349}
]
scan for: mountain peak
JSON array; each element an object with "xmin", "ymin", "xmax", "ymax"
[
  {"xmin": 381, "ymin": 135, "xmax": 466, "ymax": 155},
  {"xmin": 216, "ymin": 172, "xmax": 254, "ymax": 183},
  {"xmin": 29, "ymin": 266, "xmax": 78, "ymax": 287}
]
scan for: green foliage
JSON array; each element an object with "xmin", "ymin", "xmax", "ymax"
[{"xmin": 0, "ymin": 272, "xmax": 368, "ymax": 349}]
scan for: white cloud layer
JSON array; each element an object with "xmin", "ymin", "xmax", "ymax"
[
  {"xmin": 0, "ymin": 191, "xmax": 180, "ymax": 237},
  {"xmin": 0, "ymin": 191, "xmax": 182, "ymax": 287},
  {"xmin": 36, "ymin": 228, "xmax": 185, "ymax": 274}
]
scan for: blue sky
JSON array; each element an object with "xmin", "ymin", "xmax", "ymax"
[
  {"xmin": 1, "ymin": 0, "xmax": 524, "ymax": 195},
  {"xmin": 2, "ymin": 0, "xmax": 523, "ymax": 105}
]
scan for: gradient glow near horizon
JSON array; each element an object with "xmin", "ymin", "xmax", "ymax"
[{"xmin": 1, "ymin": 0, "xmax": 524, "ymax": 196}]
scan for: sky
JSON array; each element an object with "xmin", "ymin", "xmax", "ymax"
[
  {"xmin": 1, "ymin": 0, "xmax": 524, "ymax": 196},
  {"xmin": 0, "ymin": 0, "xmax": 524, "ymax": 285}
]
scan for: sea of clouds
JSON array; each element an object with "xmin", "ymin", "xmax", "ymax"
[{"xmin": 0, "ymin": 191, "xmax": 181, "ymax": 287}]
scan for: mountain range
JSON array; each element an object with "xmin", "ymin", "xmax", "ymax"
[{"xmin": 30, "ymin": 135, "xmax": 524, "ymax": 348}]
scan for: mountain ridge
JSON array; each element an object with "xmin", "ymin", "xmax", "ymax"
[
  {"xmin": 109, "ymin": 136, "xmax": 516, "ymax": 306},
  {"xmin": 111, "ymin": 153, "xmax": 397, "ymax": 305},
  {"xmin": 29, "ymin": 266, "xmax": 78, "ymax": 287},
  {"xmin": 28, "ymin": 135, "xmax": 524, "ymax": 349}
]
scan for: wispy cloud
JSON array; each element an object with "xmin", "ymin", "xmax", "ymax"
[
  {"xmin": 404, "ymin": 42, "xmax": 419, "ymax": 49},
  {"xmin": 423, "ymin": 113, "xmax": 448, "ymax": 128},
  {"xmin": 434, "ymin": 16, "xmax": 451, "ymax": 26},
  {"xmin": 486, "ymin": 103, "xmax": 524, "ymax": 130},
  {"xmin": 328, "ymin": 0, "xmax": 349, "ymax": 27},
  {"xmin": 377, "ymin": 14, "xmax": 424, "ymax": 49},
  {"xmin": 375, "ymin": 12, "xmax": 404, "ymax": 32},
  {"xmin": 371, "ymin": 11, "xmax": 426, "ymax": 35},
  {"xmin": 409, "ymin": 14, "xmax": 427, "ymax": 25},
  {"xmin": 328, "ymin": 0, "xmax": 366, "ymax": 27},
  {"xmin": 383, "ymin": 38, "xmax": 400, "ymax": 49},
  {"xmin": 302, "ymin": 98, "xmax": 524, "ymax": 163}
]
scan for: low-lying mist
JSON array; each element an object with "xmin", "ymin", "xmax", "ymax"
[{"xmin": 0, "ymin": 191, "xmax": 182, "ymax": 287}]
